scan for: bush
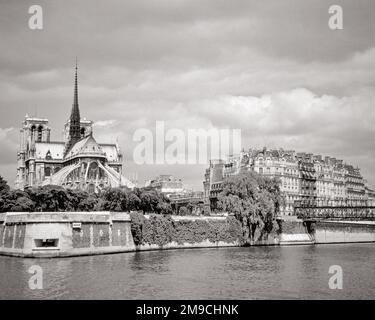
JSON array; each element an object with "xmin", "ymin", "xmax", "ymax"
[
  {"xmin": 142, "ymin": 214, "xmax": 175, "ymax": 246},
  {"xmin": 129, "ymin": 211, "xmax": 145, "ymax": 245},
  {"xmin": 129, "ymin": 212, "xmax": 243, "ymax": 246}
]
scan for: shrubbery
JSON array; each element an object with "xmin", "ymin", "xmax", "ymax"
[{"xmin": 129, "ymin": 211, "xmax": 243, "ymax": 246}]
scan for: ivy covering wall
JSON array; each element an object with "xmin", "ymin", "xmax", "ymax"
[{"xmin": 130, "ymin": 212, "xmax": 243, "ymax": 247}]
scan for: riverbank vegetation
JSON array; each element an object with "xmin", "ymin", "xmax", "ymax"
[
  {"xmin": 217, "ymin": 171, "xmax": 282, "ymax": 245},
  {"xmin": 0, "ymin": 172, "xmax": 282, "ymax": 245},
  {"xmin": 129, "ymin": 171, "xmax": 282, "ymax": 246},
  {"xmin": 130, "ymin": 212, "xmax": 243, "ymax": 246}
]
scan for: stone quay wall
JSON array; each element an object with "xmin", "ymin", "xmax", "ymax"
[
  {"xmin": 0, "ymin": 212, "xmax": 240, "ymax": 258},
  {"xmin": 314, "ymin": 221, "xmax": 375, "ymax": 244},
  {"xmin": 277, "ymin": 219, "xmax": 314, "ymax": 245},
  {"xmin": 0, "ymin": 212, "xmax": 136, "ymax": 258},
  {"xmin": 277, "ymin": 218, "xmax": 375, "ymax": 245}
]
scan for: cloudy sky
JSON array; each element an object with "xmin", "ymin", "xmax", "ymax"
[{"xmin": 0, "ymin": 0, "xmax": 374, "ymax": 190}]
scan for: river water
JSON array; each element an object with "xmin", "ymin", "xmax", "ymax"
[{"xmin": 0, "ymin": 244, "xmax": 374, "ymax": 299}]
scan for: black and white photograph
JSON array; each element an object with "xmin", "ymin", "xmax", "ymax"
[{"xmin": 0, "ymin": 0, "xmax": 375, "ymax": 306}]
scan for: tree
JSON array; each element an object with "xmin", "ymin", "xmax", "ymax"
[
  {"xmin": 0, "ymin": 189, "xmax": 34, "ymax": 212},
  {"xmin": 218, "ymin": 171, "xmax": 281, "ymax": 245},
  {"xmin": 66, "ymin": 189, "xmax": 90, "ymax": 211},
  {"xmin": 98, "ymin": 188, "xmax": 129, "ymax": 211},
  {"xmin": 156, "ymin": 202, "xmax": 173, "ymax": 215},
  {"xmin": 186, "ymin": 201, "xmax": 195, "ymax": 214},
  {"xmin": 139, "ymin": 190, "xmax": 162, "ymax": 213},
  {"xmin": 26, "ymin": 185, "xmax": 70, "ymax": 212},
  {"xmin": 0, "ymin": 175, "xmax": 10, "ymax": 194},
  {"xmin": 78, "ymin": 194, "xmax": 99, "ymax": 211},
  {"xmin": 0, "ymin": 182, "xmax": 177, "ymax": 214},
  {"xmin": 10, "ymin": 196, "xmax": 35, "ymax": 212},
  {"xmin": 201, "ymin": 206, "xmax": 211, "ymax": 216},
  {"xmin": 178, "ymin": 206, "xmax": 189, "ymax": 216},
  {"xmin": 128, "ymin": 192, "xmax": 141, "ymax": 211}
]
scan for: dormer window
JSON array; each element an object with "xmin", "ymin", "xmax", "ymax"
[{"xmin": 46, "ymin": 150, "xmax": 52, "ymax": 160}]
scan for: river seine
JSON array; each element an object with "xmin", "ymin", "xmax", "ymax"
[{"xmin": 1, "ymin": 244, "xmax": 374, "ymax": 299}]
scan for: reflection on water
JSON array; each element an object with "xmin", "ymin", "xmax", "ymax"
[{"xmin": 1, "ymin": 244, "xmax": 375, "ymax": 299}]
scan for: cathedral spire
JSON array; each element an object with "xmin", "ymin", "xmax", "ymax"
[
  {"xmin": 73, "ymin": 57, "xmax": 79, "ymax": 115},
  {"xmin": 64, "ymin": 60, "xmax": 81, "ymax": 157}
]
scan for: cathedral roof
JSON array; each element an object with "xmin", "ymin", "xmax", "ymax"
[
  {"xmin": 33, "ymin": 139, "xmax": 120, "ymax": 162},
  {"xmin": 64, "ymin": 134, "xmax": 106, "ymax": 159},
  {"xmin": 35, "ymin": 142, "xmax": 65, "ymax": 160}
]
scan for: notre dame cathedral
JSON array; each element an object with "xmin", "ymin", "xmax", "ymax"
[{"xmin": 15, "ymin": 63, "xmax": 134, "ymax": 193}]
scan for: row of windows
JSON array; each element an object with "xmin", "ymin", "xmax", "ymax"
[{"xmin": 258, "ymin": 167, "xmax": 299, "ymax": 175}]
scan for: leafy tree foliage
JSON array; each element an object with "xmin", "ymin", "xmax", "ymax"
[
  {"xmin": 0, "ymin": 175, "xmax": 10, "ymax": 194},
  {"xmin": 178, "ymin": 206, "xmax": 189, "ymax": 216},
  {"xmin": 156, "ymin": 201, "xmax": 173, "ymax": 215},
  {"xmin": 218, "ymin": 171, "xmax": 282, "ymax": 244},
  {"xmin": 26, "ymin": 185, "xmax": 76, "ymax": 212},
  {"xmin": 0, "ymin": 183, "xmax": 174, "ymax": 214},
  {"xmin": 0, "ymin": 190, "xmax": 34, "ymax": 212},
  {"xmin": 128, "ymin": 192, "xmax": 141, "ymax": 211},
  {"xmin": 98, "ymin": 188, "xmax": 129, "ymax": 211}
]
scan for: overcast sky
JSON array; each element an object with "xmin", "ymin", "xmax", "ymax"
[{"xmin": 0, "ymin": 0, "xmax": 374, "ymax": 190}]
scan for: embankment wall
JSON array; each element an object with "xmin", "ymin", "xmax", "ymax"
[{"xmin": 0, "ymin": 212, "xmax": 241, "ymax": 258}]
